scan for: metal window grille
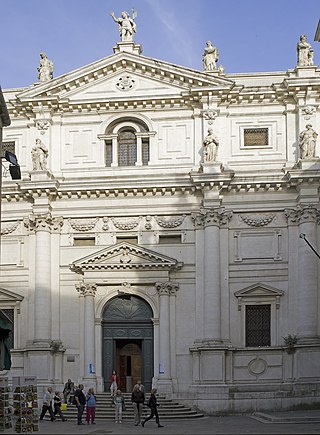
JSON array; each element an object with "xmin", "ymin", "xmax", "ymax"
[
  {"xmin": 118, "ymin": 130, "xmax": 136, "ymax": 166},
  {"xmin": 142, "ymin": 139, "xmax": 149, "ymax": 165},
  {"xmin": 245, "ymin": 304, "xmax": 271, "ymax": 347},
  {"xmin": 105, "ymin": 141, "xmax": 112, "ymax": 166},
  {"xmin": 0, "ymin": 309, "xmax": 14, "ymax": 349},
  {"xmin": 244, "ymin": 128, "xmax": 268, "ymax": 147},
  {"xmin": 1, "ymin": 141, "xmax": 15, "ymax": 158}
]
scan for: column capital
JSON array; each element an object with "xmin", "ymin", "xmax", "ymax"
[
  {"xmin": 156, "ymin": 282, "xmax": 179, "ymax": 296},
  {"xmin": 24, "ymin": 213, "xmax": 63, "ymax": 233},
  {"xmin": 192, "ymin": 207, "xmax": 233, "ymax": 229},
  {"xmin": 284, "ymin": 204, "xmax": 320, "ymax": 225},
  {"xmin": 76, "ymin": 282, "xmax": 97, "ymax": 297}
]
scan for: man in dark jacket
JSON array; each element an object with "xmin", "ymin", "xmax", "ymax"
[
  {"xmin": 131, "ymin": 383, "xmax": 145, "ymax": 426},
  {"xmin": 142, "ymin": 388, "xmax": 163, "ymax": 428},
  {"xmin": 74, "ymin": 384, "xmax": 86, "ymax": 425}
]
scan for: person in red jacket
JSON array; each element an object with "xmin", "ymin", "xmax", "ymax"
[{"xmin": 109, "ymin": 370, "xmax": 119, "ymax": 398}]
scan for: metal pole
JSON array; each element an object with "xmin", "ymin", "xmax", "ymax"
[{"xmin": 299, "ymin": 233, "xmax": 320, "ymax": 260}]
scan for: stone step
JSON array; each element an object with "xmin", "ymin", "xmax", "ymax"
[{"xmin": 62, "ymin": 393, "xmax": 204, "ymax": 420}]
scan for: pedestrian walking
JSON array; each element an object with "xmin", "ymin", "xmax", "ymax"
[
  {"xmin": 131, "ymin": 383, "xmax": 145, "ymax": 426},
  {"xmin": 113, "ymin": 389, "xmax": 125, "ymax": 424},
  {"xmin": 86, "ymin": 387, "xmax": 97, "ymax": 424},
  {"xmin": 39, "ymin": 386, "xmax": 55, "ymax": 421},
  {"xmin": 53, "ymin": 391, "xmax": 67, "ymax": 421},
  {"xmin": 142, "ymin": 388, "xmax": 163, "ymax": 428}
]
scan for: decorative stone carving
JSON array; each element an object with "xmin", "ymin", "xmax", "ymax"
[
  {"xmin": 110, "ymin": 10, "xmax": 137, "ymax": 42},
  {"xmin": 69, "ymin": 218, "xmax": 98, "ymax": 232},
  {"xmin": 156, "ymin": 282, "xmax": 179, "ymax": 296},
  {"xmin": 119, "ymin": 248, "xmax": 132, "ymax": 263},
  {"xmin": 1, "ymin": 221, "xmax": 19, "ymax": 235},
  {"xmin": 191, "ymin": 212, "xmax": 206, "ymax": 229},
  {"xmin": 240, "ymin": 214, "xmax": 275, "ymax": 227},
  {"xmin": 102, "ymin": 217, "xmax": 109, "ymax": 231},
  {"xmin": 35, "ymin": 119, "xmax": 50, "ymax": 135},
  {"xmin": 116, "ymin": 75, "xmax": 136, "ymax": 91},
  {"xmin": 24, "ymin": 213, "xmax": 63, "ymax": 233},
  {"xmin": 75, "ymin": 282, "xmax": 97, "ymax": 297},
  {"xmin": 297, "ymin": 35, "xmax": 314, "ymax": 67},
  {"xmin": 302, "ymin": 106, "xmax": 316, "ymax": 120},
  {"xmin": 299, "ymin": 124, "xmax": 318, "ymax": 159},
  {"xmin": 144, "ymin": 215, "xmax": 152, "ymax": 230},
  {"xmin": 192, "ymin": 209, "xmax": 232, "ymax": 229},
  {"xmin": 203, "ymin": 110, "xmax": 218, "ymax": 125},
  {"xmin": 37, "ymin": 52, "xmax": 53, "ymax": 82},
  {"xmin": 248, "ymin": 357, "xmax": 267, "ymax": 376},
  {"xmin": 284, "ymin": 205, "xmax": 320, "ymax": 225},
  {"xmin": 112, "ymin": 217, "xmax": 139, "ymax": 230},
  {"xmin": 155, "ymin": 215, "xmax": 185, "ymax": 228}
]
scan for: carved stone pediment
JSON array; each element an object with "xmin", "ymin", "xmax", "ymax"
[
  {"xmin": 70, "ymin": 242, "xmax": 183, "ymax": 274},
  {"xmin": 234, "ymin": 283, "xmax": 283, "ymax": 298},
  {"xmin": 0, "ymin": 287, "xmax": 23, "ymax": 303}
]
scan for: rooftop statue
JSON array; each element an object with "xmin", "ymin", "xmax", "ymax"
[
  {"xmin": 203, "ymin": 41, "xmax": 218, "ymax": 71},
  {"xmin": 110, "ymin": 11, "xmax": 136, "ymax": 42},
  {"xmin": 37, "ymin": 52, "xmax": 54, "ymax": 82},
  {"xmin": 297, "ymin": 34, "xmax": 314, "ymax": 67}
]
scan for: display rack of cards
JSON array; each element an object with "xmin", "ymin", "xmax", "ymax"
[
  {"xmin": 12, "ymin": 376, "xmax": 39, "ymax": 433},
  {"xmin": 0, "ymin": 377, "xmax": 12, "ymax": 431}
]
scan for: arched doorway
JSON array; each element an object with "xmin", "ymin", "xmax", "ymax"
[{"xmin": 102, "ymin": 295, "xmax": 154, "ymax": 393}]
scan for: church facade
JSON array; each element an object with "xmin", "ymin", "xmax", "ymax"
[{"xmin": 1, "ymin": 22, "xmax": 320, "ymax": 413}]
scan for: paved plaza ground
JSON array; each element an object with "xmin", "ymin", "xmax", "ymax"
[{"xmin": 5, "ymin": 409, "xmax": 320, "ymax": 434}]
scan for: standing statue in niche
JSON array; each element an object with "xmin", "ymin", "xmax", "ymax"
[
  {"xmin": 297, "ymin": 35, "xmax": 314, "ymax": 67},
  {"xmin": 31, "ymin": 138, "xmax": 49, "ymax": 170},
  {"xmin": 203, "ymin": 41, "xmax": 219, "ymax": 71},
  {"xmin": 299, "ymin": 124, "xmax": 318, "ymax": 159},
  {"xmin": 203, "ymin": 127, "xmax": 219, "ymax": 162},
  {"xmin": 37, "ymin": 52, "xmax": 54, "ymax": 82},
  {"xmin": 110, "ymin": 11, "xmax": 136, "ymax": 42}
]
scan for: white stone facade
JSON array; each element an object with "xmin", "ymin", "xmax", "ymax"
[{"xmin": 1, "ymin": 37, "xmax": 320, "ymax": 414}]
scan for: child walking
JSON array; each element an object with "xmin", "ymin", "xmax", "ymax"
[
  {"xmin": 113, "ymin": 389, "xmax": 125, "ymax": 424},
  {"xmin": 86, "ymin": 388, "xmax": 97, "ymax": 424}
]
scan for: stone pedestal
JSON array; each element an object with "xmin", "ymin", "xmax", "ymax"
[
  {"xmin": 30, "ymin": 170, "xmax": 54, "ymax": 182},
  {"xmin": 202, "ymin": 161, "xmax": 224, "ymax": 174}
]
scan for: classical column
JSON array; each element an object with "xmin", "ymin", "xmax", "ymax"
[
  {"xmin": 24, "ymin": 213, "xmax": 63, "ymax": 346},
  {"xmin": 285, "ymin": 205, "xmax": 319, "ymax": 342},
  {"xmin": 156, "ymin": 281, "xmax": 179, "ymax": 396},
  {"xmin": 201, "ymin": 208, "xmax": 232, "ymax": 343},
  {"xmin": 76, "ymin": 282, "xmax": 97, "ymax": 381},
  {"xmin": 135, "ymin": 133, "xmax": 143, "ymax": 166},
  {"xmin": 111, "ymin": 134, "xmax": 118, "ymax": 167}
]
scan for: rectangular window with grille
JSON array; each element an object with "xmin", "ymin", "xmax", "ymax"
[
  {"xmin": 1, "ymin": 141, "xmax": 15, "ymax": 158},
  {"xmin": 245, "ymin": 304, "xmax": 271, "ymax": 347},
  {"xmin": 105, "ymin": 141, "xmax": 112, "ymax": 166},
  {"xmin": 244, "ymin": 128, "xmax": 269, "ymax": 147},
  {"xmin": 142, "ymin": 139, "xmax": 149, "ymax": 165},
  {"xmin": 0, "ymin": 309, "xmax": 14, "ymax": 350}
]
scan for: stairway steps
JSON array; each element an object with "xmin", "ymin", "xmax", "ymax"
[{"xmin": 62, "ymin": 393, "xmax": 204, "ymax": 420}]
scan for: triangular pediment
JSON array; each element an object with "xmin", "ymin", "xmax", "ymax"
[
  {"xmin": 16, "ymin": 51, "xmax": 234, "ymax": 102},
  {"xmin": 70, "ymin": 242, "xmax": 183, "ymax": 274},
  {"xmin": 234, "ymin": 283, "xmax": 284, "ymax": 298},
  {"xmin": 0, "ymin": 287, "xmax": 23, "ymax": 303}
]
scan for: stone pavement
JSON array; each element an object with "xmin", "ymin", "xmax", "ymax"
[{"xmin": 4, "ymin": 409, "xmax": 320, "ymax": 434}]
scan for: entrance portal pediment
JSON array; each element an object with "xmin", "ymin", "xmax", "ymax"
[
  {"xmin": 0, "ymin": 287, "xmax": 23, "ymax": 303},
  {"xmin": 70, "ymin": 242, "xmax": 183, "ymax": 275}
]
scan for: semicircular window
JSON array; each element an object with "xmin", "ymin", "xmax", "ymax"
[{"xmin": 103, "ymin": 295, "xmax": 153, "ymax": 323}]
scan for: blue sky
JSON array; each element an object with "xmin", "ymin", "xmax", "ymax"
[{"xmin": 1, "ymin": 0, "xmax": 320, "ymax": 89}]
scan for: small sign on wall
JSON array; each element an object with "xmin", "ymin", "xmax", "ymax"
[
  {"xmin": 89, "ymin": 363, "xmax": 95, "ymax": 374},
  {"xmin": 159, "ymin": 363, "xmax": 165, "ymax": 374}
]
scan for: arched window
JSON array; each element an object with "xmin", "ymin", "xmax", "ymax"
[
  {"xmin": 103, "ymin": 118, "xmax": 153, "ymax": 167},
  {"xmin": 118, "ymin": 129, "xmax": 137, "ymax": 166}
]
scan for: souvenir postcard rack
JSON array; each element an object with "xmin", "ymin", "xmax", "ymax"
[
  {"xmin": 12, "ymin": 376, "xmax": 39, "ymax": 433},
  {"xmin": 0, "ymin": 377, "xmax": 12, "ymax": 431}
]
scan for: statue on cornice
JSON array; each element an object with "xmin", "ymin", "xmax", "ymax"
[
  {"xmin": 111, "ymin": 11, "xmax": 136, "ymax": 42},
  {"xmin": 297, "ymin": 35, "xmax": 314, "ymax": 67},
  {"xmin": 299, "ymin": 124, "xmax": 318, "ymax": 159},
  {"xmin": 31, "ymin": 138, "xmax": 48, "ymax": 170},
  {"xmin": 202, "ymin": 41, "xmax": 218, "ymax": 71},
  {"xmin": 203, "ymin": 127, "xmax": 219, "ymax": 162},
  {"xmin": 37, "ymin": 52, "xmax": 54, "ymax": 82}
]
